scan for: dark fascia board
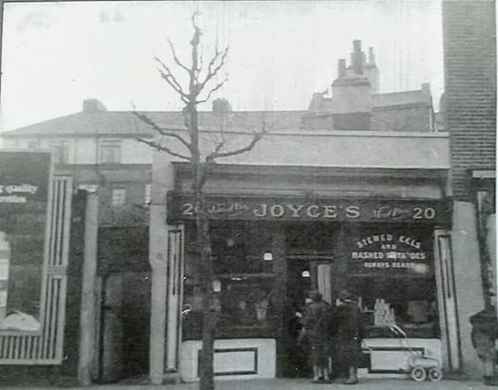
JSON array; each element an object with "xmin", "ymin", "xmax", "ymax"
[
  {"xmin": 55, "ymin": 163, "xmax": 151, "ymax": 171},
  {"xmin": 172, "ymin": 162, "xmax": 449, "ymax": 180},
  {"xmin": 371, "ymin": 102, "xmax": 431, "ymax": 111},
  {"xmin": 1, "ymin": 133, "xmax": 154, "ymax": 139}
]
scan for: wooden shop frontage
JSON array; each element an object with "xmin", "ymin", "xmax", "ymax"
[{"xmin": 156, "ymin": 155, "xmax": 458, "ymax": 382}]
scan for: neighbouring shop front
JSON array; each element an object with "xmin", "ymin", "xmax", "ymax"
[{"xmin": 164, "ymin": 166, "xmax": 456, "ymax": 381}]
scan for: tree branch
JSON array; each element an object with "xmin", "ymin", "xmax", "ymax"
[
  {"xmin": 196, "ymin": 77, "xmax": 228, "ymax": 104},
  {"xmin": 167, "ymin": 37, "xmax": 190, "ymax": 74},
  {"xmin": 198, "ymin": 46, "xmax": 229, "ymax": 92},
  {"xmin": 205, "ymin": 123, "xmax": 268, "ymax": 163},
  {"xmin": 136, "ymin": 138, "xmax": 192, "ymax": 161},
  {"xmin": 154, "ymin": 56, "xmax": 189, "ymax": 99},
  {"xmin": 132, "ymin": 111, "xmax": 192, "ymax": 152},
  {"xmin": 211, "ymin": 138, "xmax": 226, "ymax": 157}
]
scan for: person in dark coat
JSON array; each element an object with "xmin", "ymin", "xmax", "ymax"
[
  {"xmin": 470, "ymin": 308, "xmax": 498, "ymax": 386},
  {"xmin": 331, "ymin": 290, "xmax": 363, "ymax": 385},
  {"xmin": 302, "ymin": 290, "xmax": 331, "ymax": 383}
]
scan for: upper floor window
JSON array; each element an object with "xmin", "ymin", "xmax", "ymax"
[
  {"xmin": 100, "ymin": 139, "xmax": 121, "ymax": 164},
  {"xmin": 144, "ymin": 183, "xmax": 152, "ymax": 205},
  {"xmin": 111, "ymin": 188, "xmax": 126, "ymax": 207},
  {"xmin": 48, "ymin": 140, "xmax": 69, "ymax": 164},
  {"xmin": 27, "ymin": 139, "xmax": 39, "ymax": 149}
]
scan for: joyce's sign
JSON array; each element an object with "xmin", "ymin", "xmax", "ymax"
[
  {"xmin": 167, "ymin": 193, "xmax": 451, "ymax": 224},
  {"xmin": 347, "ymin": 230, "xmax": 432, "ymax": 275}
]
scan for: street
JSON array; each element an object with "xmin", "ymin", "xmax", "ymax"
[{"xmin": 1, "ymin": 378, "xmax": 494, "ymax": 390}]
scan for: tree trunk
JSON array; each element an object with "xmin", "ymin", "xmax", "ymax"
[
  {"xmin": 197, "ymin": 206, "xmax": 215, "ymax": 390},
  {"xmin": 189, "ymin": 99, "xmax": 216, "ymax": 390},
  {"xmin": 194, "ymin": 183, "xmax": 216, "ymax": 390}
]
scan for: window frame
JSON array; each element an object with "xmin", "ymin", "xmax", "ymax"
[
  {"xmin": 111, "ymin": 187, "xmax": 127, "ymax": 207},
  {"xmin": 99, "ymin": 139, "xmax": 122, "ymax": 164}
]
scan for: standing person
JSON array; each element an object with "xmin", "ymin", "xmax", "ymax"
[
  {"xmin": 302, "ymin": 290, "xmax": 331, "ymax": 383},
  {"xmin": 331, "ymin": 290, "xmax": 363, "ymax": 385},
  {"xmin": 470, "ymin": 308, "xmax": 498, "ymax": 386}
]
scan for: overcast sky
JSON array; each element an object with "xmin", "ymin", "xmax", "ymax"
[{"xmin": 0, "ymin": 0, "xmax": 444, "ymax": 132}]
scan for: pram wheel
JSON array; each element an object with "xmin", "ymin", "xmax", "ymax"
[
  {"xmin": 411, "ymin": 366, "xmax": 427, "ymax": 382},
  {"xmin": 428, "ymin": 367, "xmax": 443, "ymax": 382}
]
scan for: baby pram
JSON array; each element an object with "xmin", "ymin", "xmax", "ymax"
[{"xmin": 389, "ymin": 325, "xmax": 443, "ymax": 382}]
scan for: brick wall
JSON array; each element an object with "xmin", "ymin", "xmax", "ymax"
[
  {"xmin": 443, "ymin": 0, "xmax": 497, "ymax": 201},
  {"xmin": 371, "ymin": 106, "xmax": 432, "ymax": 132}
]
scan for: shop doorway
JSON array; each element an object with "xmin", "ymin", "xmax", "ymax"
[{"xmin": 282, "ymin": 258, "xmax": 316, "ymax": 378}]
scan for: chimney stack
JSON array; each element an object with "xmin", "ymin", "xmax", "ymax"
[
  {"xmin": 363, "ymin": 47, "xmax": 379, "ymax": 93},
  {"xmin": 368, "ymin": 47, "xmax": 376, "ymax": 65},
  {"xmin": 83, "ymin": 99, "xmax": 107, "ymax": 113},
  {"xmin": 338, "ymin": 59, "xmax": 347, "ymax": 78},
  {"xmin": 351, "ymin": 39, "xmax": 363, "ymax": 75}
]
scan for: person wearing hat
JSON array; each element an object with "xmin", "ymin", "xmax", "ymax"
[
  {"xmin": 330, "ymin": 290, "xmax": 363, "ymax": 385},
  {"xmin": 302, "ymin": 290, "xmax": 332, "ymax": 383},
  {"xmin": 470, "ymin": 308, "xmax": 498, "ymax": 386}
]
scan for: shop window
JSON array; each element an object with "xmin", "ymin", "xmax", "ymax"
[
  {"xmin": 183, "ymin": 222, "xmax": 276, "ymax": 340},
  {"xmin": 348, "ymin": 276, "xmax": 439, "ymax": 338},
  {"xmin": 344, "ymin": 227, "xmax": 439, "ymax": 338},
  {"xmin": 100, "ymin": 139, "xmax": 121, "ymax": 164}
]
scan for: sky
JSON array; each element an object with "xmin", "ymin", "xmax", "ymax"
[{"xmin": 0, "ymin": 0, "xmax": 444, "ymax": 132}]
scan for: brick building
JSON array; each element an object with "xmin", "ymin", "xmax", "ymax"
[{"xmin": 442, "ymin": 0, "xmax": 497, "ymax": 379}]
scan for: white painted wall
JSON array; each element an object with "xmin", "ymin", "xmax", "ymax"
[
  {"xmin": 451, "ymin": 201, "xmax": 485, "ymax": 379},
  {"xmin": 151, "ymin": 130, "xmax": 450, "ymax": 171},
  {"xmin": 180, "ymin": 339, "xmax": 277, "ymax": 382},
  {"xmin": 1, "ymin": 136, "xmax": 152, "ymax": 165}
]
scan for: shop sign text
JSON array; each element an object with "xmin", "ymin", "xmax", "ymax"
[
  {"xmin": 168, "ymin": 193, "xmax": 450, "ymax": 224},
  {"xmin": 348, "ymin": 231, "xmax": 431, "ymax": 275}
]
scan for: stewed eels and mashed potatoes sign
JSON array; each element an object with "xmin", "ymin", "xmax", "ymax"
[{"xmin": 347, "ymin": 230, "xmax": 433, "ymax": 275}]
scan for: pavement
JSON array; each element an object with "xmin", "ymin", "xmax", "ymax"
[{"xmin": 2, "ymin": 378, "xmax": 496, "ymax": 390}]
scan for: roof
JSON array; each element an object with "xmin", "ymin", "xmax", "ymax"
[
  {"xmin": 309, "ymin": 88, "xmax": 432, "ymax": 113},
  {"xmin": 1, "ymin": 110, "xmax": 306, "ymax": 138},
  {"xmin": 2, "ymin": 82, "xmax": 434, "ymax": 138},
  {"xmin": 372, "ymin": 89, "xmax": 432, "ymax": 109}
]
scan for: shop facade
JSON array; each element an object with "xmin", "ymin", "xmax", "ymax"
[{"xmin": 148, "ymin": 130, "xmax": 457, "ymax": 383}]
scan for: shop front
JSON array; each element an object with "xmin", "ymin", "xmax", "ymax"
[{"xmin": 165, "ymin": 174, "xmax": 455, "ymax": 382}]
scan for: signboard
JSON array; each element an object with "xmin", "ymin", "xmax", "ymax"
[
  {"xmin": 167, "ymin": 193, "xmax": 451, "ymax": 224},
  {"xmin": 347, "ymin": 229, "xmax": 433, "ymax": 275},
  {"xmin": 0, "ymin": 151, "xmax": 52, "ymax": 320}
]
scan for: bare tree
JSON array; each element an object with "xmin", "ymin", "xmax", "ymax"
[{"xmin": 133, "ymin": 15, "xmax": 267, "ymax": 390}]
